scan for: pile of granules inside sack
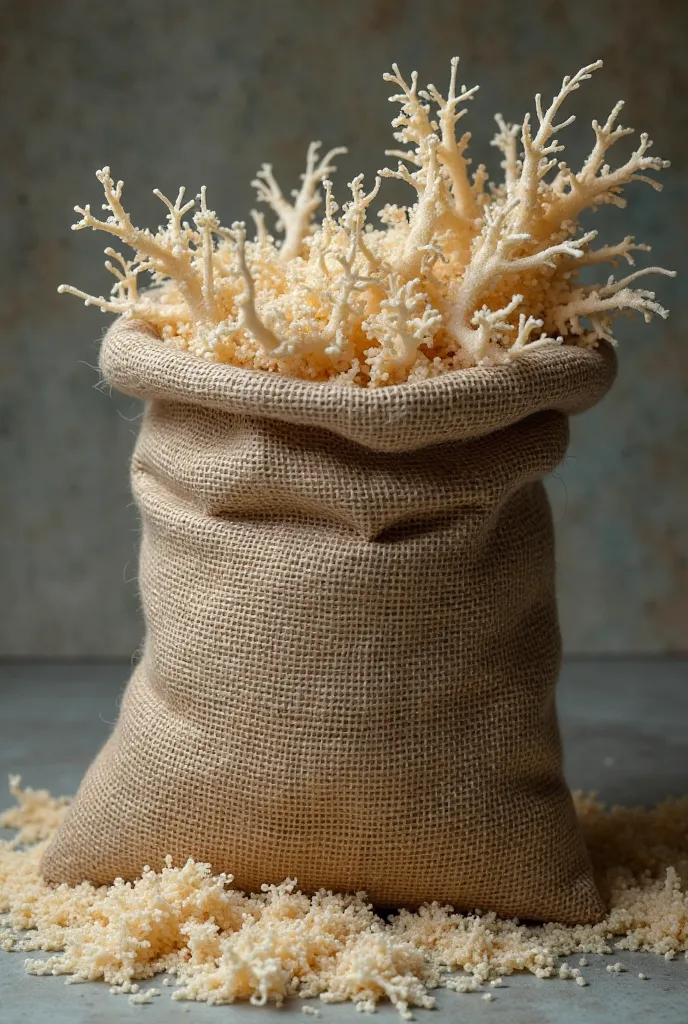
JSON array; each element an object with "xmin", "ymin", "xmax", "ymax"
[{"xmin": 1, "ymin": 778, "xmax": 686, "ymax": 1017}]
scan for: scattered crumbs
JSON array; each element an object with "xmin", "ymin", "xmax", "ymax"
[
  {"xmin": 604, "ymin": 962, "xmax": 626, "ymax": 973},
  {"xmin": 444, "ymin": 975, "xmax": 481, "ymax": 994},
  {"xmin": 302, "ymin": 1005, "xmax": 321, "ymax": 1016},
  {"xmin": 1, "ymin": 779, "xmax": 688, "ymax": 1018},
  {"xmin": 638, "ymin": 973, "xmax": 647, "ymax": 980},
  {"xmin": 129, "ymin": 991, "xmax": 153, "ymax": 1005},
  {"xmin": 0, "ymin": 776, "xmax": 70, "ymax": 843},
  {"xmin": 482, "ymin": 992, "xmax": 494, "ymax": 1001},
  {"xmin": 107, "ymin": 980, "xmax": 139, "ymax": 994},
  {"xmin": 129, "ymin": 987, "xmax": 161, "ymax": 1005}
]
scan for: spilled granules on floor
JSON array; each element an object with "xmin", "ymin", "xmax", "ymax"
[{"xmin": 1, "ymin": 777, "xmax": 686, "ymax": 1016}]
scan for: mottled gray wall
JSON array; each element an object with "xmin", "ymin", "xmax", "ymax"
[{"xmin": 0, "ymin": 0, "xmax": 685, "ymax": 656}]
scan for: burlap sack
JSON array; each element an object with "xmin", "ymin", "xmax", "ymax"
[{"xmin": 41, "ymin": 318, "xmax": 616, "ymax": 923}]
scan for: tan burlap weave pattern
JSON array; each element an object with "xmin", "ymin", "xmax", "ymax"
[{"xmin": 41, "ymin": 319, "xmax": 616, "ymax": 923}]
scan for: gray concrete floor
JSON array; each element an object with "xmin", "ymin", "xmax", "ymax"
[{"xmin": 1, "ymin": 658, "xmax": 687, "ymax": 1023}]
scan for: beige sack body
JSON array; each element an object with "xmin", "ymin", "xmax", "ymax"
[{"xmin": 41, "ymin": 318, "xmax": 615, "ymax": 923}]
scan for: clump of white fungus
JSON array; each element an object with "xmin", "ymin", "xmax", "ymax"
[
  {"xmin": 58, "ymin": 58, "xmax": 674, "ymax": 387},
  {"xmin": 1, "ymin": 779, "xmax": 687, "ymax": 1016}
]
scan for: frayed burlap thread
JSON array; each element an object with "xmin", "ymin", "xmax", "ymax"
[{"xmin": 41, "ymin": 319, "xmax": 616, "ymax": 923}]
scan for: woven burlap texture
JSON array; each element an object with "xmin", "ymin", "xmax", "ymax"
[{"xmin": 41, "ymin": 319, "xmax": 616, "ymax": 923}]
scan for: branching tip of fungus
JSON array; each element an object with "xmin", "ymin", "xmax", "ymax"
[
  {"xmin": 253, "ymin": 142, "xmax": 348, "ymax": 262},
  {"xmin": 226, "ymin": 221, "xmax": 282, "ymax": 354}
]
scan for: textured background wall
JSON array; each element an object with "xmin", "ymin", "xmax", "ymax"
[{"xmin": 0, "ymin": 0, "xmax": 685, "ymax": 656}]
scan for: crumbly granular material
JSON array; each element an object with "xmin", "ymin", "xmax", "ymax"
[
  {"xmin": 40, "ymin": 319, "xmax": 615, "ymax": 925},
  {"xmin": 2, "ymin": 780, "xmax": 687, "ymax": 1018}
]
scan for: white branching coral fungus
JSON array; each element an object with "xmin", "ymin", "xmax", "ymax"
[{"xmin": 59, "ymin": 59, "xmax": 674, "ymax": 387}]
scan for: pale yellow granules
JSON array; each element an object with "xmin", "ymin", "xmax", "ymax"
[
  {"xmin": 1, "ymin": 781, "xmax": 687, "ymax": 1017},
  {"xmin": 0, "ymin": 775, "xmax": 70, "ymax": 844}
]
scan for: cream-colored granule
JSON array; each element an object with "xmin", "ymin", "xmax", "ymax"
[
  {"xmin": 129, "ymin": 988, "xmax": 160, "ymax": 1005},
  {"xmin": 0, "ymin": 776, "xmax": 70, "ymax": 845},
  {"xmin": 1, "ymin": 781, "xmax": 687, "ymax": 1017},
  {"xmin": 58, "ymin": 59, "xmax": 674, "ymax": 387}
]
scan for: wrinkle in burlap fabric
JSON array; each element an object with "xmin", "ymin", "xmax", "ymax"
[{"xmin": 41, "ymin": 320, "xmax": 616, "ymax": 923}]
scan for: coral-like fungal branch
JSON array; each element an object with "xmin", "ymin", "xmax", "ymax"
[
  {"xmin": 553, "ymin": 267, "xmax": 676, "ymax": 343},
  {"xmin": 491, "ymin": 114, "xmax": 521, "ymax": 194},
  {"xmin": 542, "ymin": 127, "xmax": 669, "ymax": 236},
  {"xmin": 421, "ymin": 57, "xmax": 481, "ymax": 216},
  {"xmin": 342, "ymin": 175, "xmax": 383, "ymax": 265},
  {"xmin": 224, "ymin": 222, "xmax": 282, "ymax": 353},
  {"xmin": 447, "ymin": 197, "xmax": 596, "ymax": 360},
  {"xmin": 57, "ymin": 244, "xmax": 189, "ymax": 325},
  {"xmin": 513, "ymin": 61, "xmax": 602, "ymax": 233},
  {"xmin": 364, "ymin": 274, "xmax": 442, "ymax": 374},
  {"xmin": 384, "ymin": 59, "xmax": 480, "ymax": 222},
  {"xmin": 253, "ymin": 142, "xmax": 347, "ymax": 262},
  {"xmin": 56, "ymin": 281, "xmax": 130, "ymax": 317},
  {"xmin": 510, "ymin": 313, "xmax": 561, "ymax": 355},
  {"xmin": 470, "ymin": 300, "xmax": 561, "ymax": 362},
  {"xmin": 383, "ymin": 64, "xmax": 438, "ymax": 167},
  {"xmin": 420, "ymin": 57, "xmax": 481, "ymax": 219},
  {"xmin": 152, "ymin": 186, "xmax": 195, "ymax": 243},
  {"xmin": 104, "ymin": 247, "xmax": 140, "ymax": 304},
  {"xmin": 381, "ymin": 140, "xmax": 452, "ymax": 278},
  {"xmin": 321, "ymin": 182, "xmax": 382, "ymax": 360},
  {"xmin": 194, "ymin": 186, "xmax": 219, "ymax": 318},
  {"xmin": 249, "ymin": 208, "xmax": 269, "ymax": 246},
  {"xmin": 61, "ymin": 169, "xmax": 218, "ymax": 324},
  {"xmin": 573, "ymin": 235, "xmax": 650, "ymax": 268},
  {"xmin": 59, "ymin": 58, "xmax": 673, "ymax": 386}
]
